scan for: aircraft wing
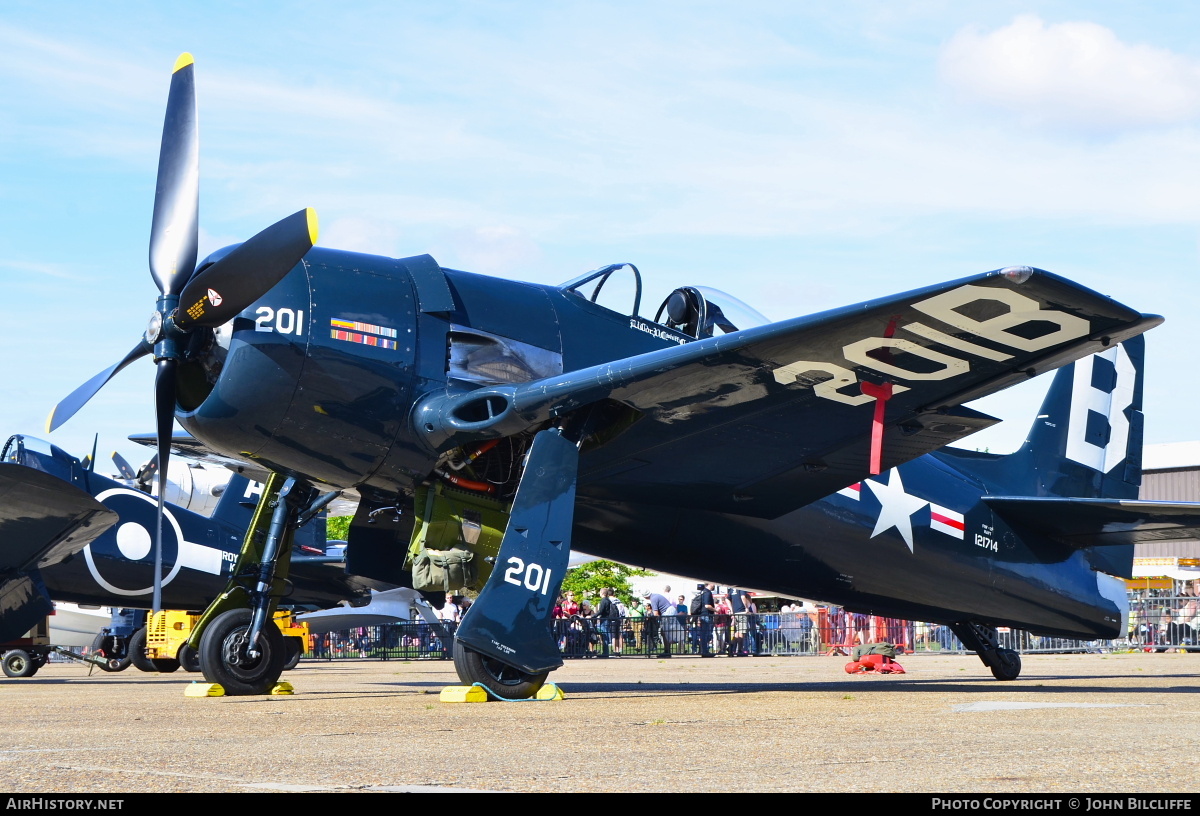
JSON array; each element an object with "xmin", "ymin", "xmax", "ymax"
[
  {"xmin": 0, "ymin": 463, "xmax": 118, "ymax": 572},
  {"xmin": 0, "ymin": 463, "xmax": 119, "ymax": 641},
  {"xmin": 127, "ymin": 431, "xmax": 275, "ymax": 483},
  {"xmin": 127, "ymin": 431, "xmax": 360, "ymax": 514},
  {"xmin": 420, "ymin": 267, "xmax": 1159, "ymax": 519}
]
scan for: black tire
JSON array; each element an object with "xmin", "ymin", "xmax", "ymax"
[
  {"xmin": 198, "ymin": 608, "xmax": 285, "ymax": 696},
  {"xmin": 176, "ymin": 642, "xmax": 201, "ymax": 673},
  {"xmin": 2, "ymin": 650, "xmax": 39, "ymax": 678},
  {"xmin": 282, "ymin": 637, "xmax": 303, "ymax": 671},
  {"xmin": 452, "ymin": 639, "xmax": 547, "ymax": 700},
  {"xmin": 90, "ymin": 633, "xmax": 131, "ymax": 672},
  {"xmin": 128, "ymin": 627, "xmax": 180, "ymax": 673},
  {"xmin": 990, "ymin": 648, "xmax": 1022, "ymax": 681}
]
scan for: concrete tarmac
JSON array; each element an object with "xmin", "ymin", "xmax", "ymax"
[{"xmin": 2, "ymin": 651, "xmax": 1198, "ymax": 794}]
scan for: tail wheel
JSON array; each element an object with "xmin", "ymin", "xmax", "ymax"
[
  {"xmin": 176, "ymin": 642, "xmax": 201, "ymax": 673},
  {"xmin": 452, "ymin": 640, "xmax": 547, "ymax": 700},
  {"xmin": 90, "ymin": 633, "xmax": 131, "ymax": 672},
  {"xmin": 990, "ymin": 648, "xmax": 1022, "ymax": 681},
  {"xmin": 2, "ymin": 650, "xmax": 39, "ymax": 678},
  {"xmin": 282, "ymin": 637, "xmax": 303, "ymax": 671},
  {"xmin": 198, "ymin": 608, "xmax": 285, "ymax": 695},
  {"xmin": 128, "ymin": 627, "xmax": 181, "ymax": 673}
]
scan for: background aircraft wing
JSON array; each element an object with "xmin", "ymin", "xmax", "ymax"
[
  {"xmin": 426, "ymin": 268, "xmax": 1158, "ymax": 519},
  {"xmin": 0, "ymin": 463, "xmax": 118, "ymax": 572},
  {"xmin": 0, "ymin": 463, "xmax": 119, "ymax": 641}
]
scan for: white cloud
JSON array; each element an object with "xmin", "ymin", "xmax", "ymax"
[
  {"xmin": 432, "ymin": 225, "xmax": 543, "ymax": 277},
  {"xmin": 940, "ymin": 15, "xmax": 1200, "ymax": 130}
]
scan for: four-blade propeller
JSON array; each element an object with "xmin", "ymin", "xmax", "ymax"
[{"xmin": 46, "ymin": 53, "xmax": 318, "ymax": 611}]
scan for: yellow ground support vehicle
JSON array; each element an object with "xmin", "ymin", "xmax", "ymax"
[{"xmin": 144, "ymin": 610, "xmax": 308, "ymax": 673}]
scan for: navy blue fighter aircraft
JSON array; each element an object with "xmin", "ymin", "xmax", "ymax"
[
  {"xmin": 43, "ymin": 54, "xmax": 1200, "ymax": 696},
  {"xmin": 0, "ymin": 434, "xmax": 375, "ymax": 675}
]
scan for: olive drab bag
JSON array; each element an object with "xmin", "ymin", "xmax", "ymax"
[{"xmin": 411, "ymin": 547, "xmax": 477, "ymax": 593}]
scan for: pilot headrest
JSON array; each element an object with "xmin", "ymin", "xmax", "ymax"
[{"xmin": 666, "ymin": 290, "xmax": 692, "ymax": 324}]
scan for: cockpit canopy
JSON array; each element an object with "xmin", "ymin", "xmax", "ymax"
[{"xmin": 558, "ymin": 263, "xmax": 770, "ymax": 340}]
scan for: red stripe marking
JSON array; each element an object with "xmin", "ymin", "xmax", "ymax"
[{"xmin": 931, "ymin": 512, "xmax": 965, "ymax": 531}]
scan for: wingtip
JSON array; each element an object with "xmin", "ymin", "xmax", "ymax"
[
  {"xmin": 173, "ymin": 52, "xmax": 194, "ymax": 73},
  {"xmin": 306, "ymin": 207, "xmax": 319, "ymax": 246}
]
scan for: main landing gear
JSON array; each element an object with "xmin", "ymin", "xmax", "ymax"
[
  {"xmin": 950, "ymin": 622, "xmax": 1022, "ymax": 681},
  {"xmin": 451, "ymin": 426, "xmax": 584, "ymax": 699},
  {"xmin": 190, "ymin": 473, "xmax": 333, "ymax": 695},
  {"xmin": 453, "ymin": 641, "xmax": 547, "ymax": 700},
  {"xmin": 199, "ymin": 608, "xmax": 286, "ymax": 695}
]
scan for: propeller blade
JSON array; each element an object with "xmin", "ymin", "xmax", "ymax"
[
  {"xmin": 46, "ymin": 339, "xmax": 153, "ymax": 433},
  {"xmin": 112, "ymin": 452, "xmax": 137, "ymax": 480},
  {"xmin": 148, "ymin": 53, "xmax": 200, "ymax": 298},
  {"xmin": 136, "ymin": 454, "xmax": 159, "ymax": 490},
  {"xmin": 151, "ymin": 359, "xmax": 177, "ymax": 614},
  {"xmin": 174, "ymin": 208, "xmax": 318, "ymax": 330}
]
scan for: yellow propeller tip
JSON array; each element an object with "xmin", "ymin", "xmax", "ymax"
[
  {"xmin": 306, "ymin": 208, "xmax": 319, "ymax": 246},
  {"xmin": 173, "ymin": 53, "xmax": 194, "ymax": 73},
  {"xmin": 44, "ymin": 410, "xmax": 56, "ymax": 435}
]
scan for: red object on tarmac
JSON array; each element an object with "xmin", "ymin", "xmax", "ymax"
[{"xmin": 844, "ymin": 654, "xmax": 906, "ymax": 674}]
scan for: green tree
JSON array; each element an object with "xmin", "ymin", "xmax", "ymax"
[
  {"xmin": 326, "ymin": 516, "xmax": 352, "ymax": 541},
  {"xmin": 559, "ymin": 559, "xmax": 651, "ymax": 607}
]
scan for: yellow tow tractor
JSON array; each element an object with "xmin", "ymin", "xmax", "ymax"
[{"xmin": 143, "ymin": 609, "xmax": 309, "ymax": 673}]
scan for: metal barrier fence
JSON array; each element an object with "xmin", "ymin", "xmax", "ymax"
[{"xmin": 299, "ymin": 611, "xmax": 1137, "ymax": 662}]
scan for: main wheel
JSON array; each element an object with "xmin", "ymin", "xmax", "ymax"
[
  {"xmin": 198, "ymin": 608, "xmax": 285, "ymax": 696},
  {"xmin": 452, "ymin": 640, "xmax": 547, "ymax": 700},
  {"xmin": 2, "ymin": 650, "xmax": 39, "ymax": 678},
  {"xmin": 128, "ymin": 628, "xmax": 180, "ymax": 673},
  {"xmin": 176, "ymin": 642, "xmax": 201, "ymax": 673},
  {"xmin": 990, "ymin": 647, "xmax": 1022, "ymax": 681},
  {"xmin": 282, "ymin": 637, "xmax": 303, "ymax": 671},
  {"xmin": 90, "ymin": 633, "xmax": 131, "ymax": 672}
]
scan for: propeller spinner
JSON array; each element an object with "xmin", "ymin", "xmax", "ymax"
[{"xmin": 46, "ymin": 53, "xmax": 318, "ymax": 610}]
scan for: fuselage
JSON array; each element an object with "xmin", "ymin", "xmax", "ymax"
[
  {"xmin": 173, "ymin": 247, "xmax": 1126, "ymax": 639},
  {"xmin": 572, "ymin": 452, "xmax": 1125, "ymax": 639}
]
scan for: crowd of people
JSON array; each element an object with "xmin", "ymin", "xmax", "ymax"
[
  {"xmin": 310, "ymin": 579, "xmax": 1200, "ymax": 662},
  {"xmin": 548, "ymin": 583, "xmax": 848, "ymax": 658},
  {"xmin": 1128, "ymin": 578, "xmax": 1200, "ymax": 652}
]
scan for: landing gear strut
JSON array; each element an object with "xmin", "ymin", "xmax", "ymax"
[
  {"xmin": 950, "ymin": 622, "xmax": 1022, "ymax": 681},
  {"xmin": 191, "ymin": 473, "xmax": 329, "ymax": 695}
]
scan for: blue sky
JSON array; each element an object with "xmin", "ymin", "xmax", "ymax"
[{"xmin": 2, "ymin": 2, "xmax": 1199, "ymax": 472}]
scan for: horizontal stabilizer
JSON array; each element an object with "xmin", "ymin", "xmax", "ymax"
[
  {"xmin": 985, "ymin": 496, "xmax": 1200, "ymax": 578},
  {"xmin": 984, "ymin": 497, "xmax": 1200, "ymax": 547}
]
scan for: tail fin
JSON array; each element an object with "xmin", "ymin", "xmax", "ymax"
[
  {"xmin": 1007, "ymin": 334, "xmax": 1145, "ymax": 500},
  {"xmin": 935, "ymin": 336, "xmax": 1147, "ymax": 579},
  {"xmin": 210, "ymin": 474, "xmax": 328, "ymax": 553}
]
